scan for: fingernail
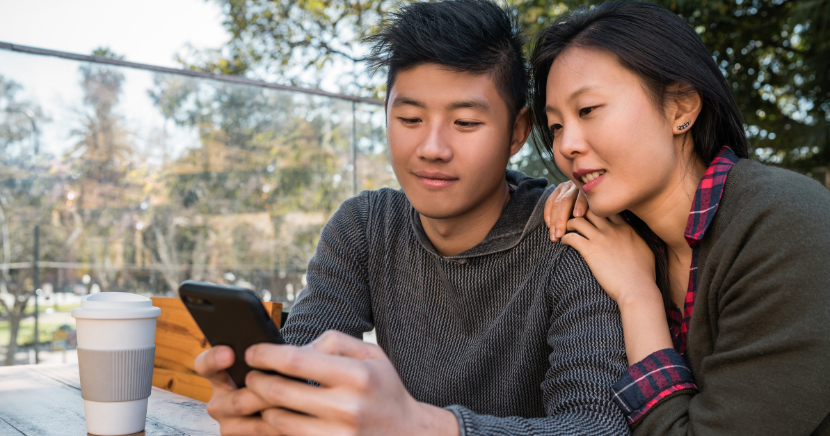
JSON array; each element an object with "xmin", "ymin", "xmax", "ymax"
[
  {"xmin": 218, "ymin": 347, "xmax": 233, "ymax": 365},
  {"xmin": 245, "ymin": 371, "xmax": 252, "ymax": 386},
  {"xmin": 555, "ymin": 229, "xmax": 563, "ymax": 238},
  {"xmin": 245, "ymin": 346, "xmax": 254, "ymax": 362},
  {"xmin": 574, "ymin": 208, "xmax": 583, "ymax": 217}
]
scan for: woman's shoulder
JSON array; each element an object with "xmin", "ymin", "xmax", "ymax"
[{"xmin": 722, "ymin": 158, "xmax": 830, "ymax": 218}]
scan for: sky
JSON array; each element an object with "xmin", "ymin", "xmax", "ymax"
[
  {"xmin": 0, "ymin": 0, "xmax": 231, "ymax": 160},
  {"xmin": 0, "ymin": 0, "xmax": 229, "ymax": 68}
]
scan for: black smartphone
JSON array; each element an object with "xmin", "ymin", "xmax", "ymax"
[{"xmin": 179, "ymin": 280, "xmax": 291, "ymax": 388}]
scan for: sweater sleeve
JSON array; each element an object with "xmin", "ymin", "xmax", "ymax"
[
  {"xmin": 632, "ymin": 175, "xmax": 830, "ymax": 435},
  {"xmin": 280, "ymin": 192, "xmax": 374, "ymax": 346},
  {"xmin": 445, "ymin": 247, "xmax": 630, "ymax": 436}
]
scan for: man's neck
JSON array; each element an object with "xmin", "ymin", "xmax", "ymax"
[{"xmin": 420, "ymin": 181, "xmax": 512, "ymax": 257}]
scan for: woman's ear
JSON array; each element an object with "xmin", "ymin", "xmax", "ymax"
[{"xmin": 668, "ymin": 84, "xmax": 702, "ymax": 136}]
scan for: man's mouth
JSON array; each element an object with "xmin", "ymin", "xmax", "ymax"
[{"xmin": 413, "ymin": 170, "xmax": 458, "ymax": 189}]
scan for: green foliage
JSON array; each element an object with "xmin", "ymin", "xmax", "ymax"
[{"xmin": 184, "ymin": 0, "xmax": 830, "ymax": 183}]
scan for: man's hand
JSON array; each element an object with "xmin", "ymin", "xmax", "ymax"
[
  {"xmin": 244, "ymin": 330, "xmax": 460, "ymax": 436},
  {"xmin": 544, "ymin": 180, "xmax": 589, "ymax": 242},
  {"xmin": 194, "ymin": 345, "xmax": 279, "ymax": 435}
]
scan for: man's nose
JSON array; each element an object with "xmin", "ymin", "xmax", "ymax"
[{"xmin": 415, "ymin": 122, "xmax": 453, "ymax": 162}]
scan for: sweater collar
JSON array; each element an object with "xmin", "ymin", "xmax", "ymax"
[
  {"xmin": 409, "ymin": 170, "xmax": 551, "ymax": 259},
  {"xmin": 684, "ymin": 146, "xmax": 740, "ymax": 247}
]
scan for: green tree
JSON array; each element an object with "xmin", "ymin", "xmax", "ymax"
[{"xmin": 182, "ymin": 0, "xmax": 830, "ymax": 186}]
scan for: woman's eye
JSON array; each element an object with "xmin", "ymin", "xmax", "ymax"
[
  {"xmin": 579, "ymin": 107, "xmax": 595, "ymax": 117},
  {"xmin": 550, "ymin": 124, "xmax": 563, "ymax": 132},
  {"xmin": 399, "ymin": 117, "xmax": 420, "ymax": 125}
]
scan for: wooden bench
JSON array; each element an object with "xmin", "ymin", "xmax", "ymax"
[{"xmin": 151, "ymin": 296, "xmax": 283, "ymax": 402}]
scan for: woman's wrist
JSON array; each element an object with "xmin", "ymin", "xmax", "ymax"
[
  {"xmin": 614, "ymin": 282, "xmax": 674, "ymax": 365},
  {"xmin": 615, "ymin": 280, "xmax": 663, "ymax": 310}
]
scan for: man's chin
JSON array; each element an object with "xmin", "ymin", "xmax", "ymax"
[{"xmin": 412, "ymin": 205, "xmax": 461, "ymax": 220}]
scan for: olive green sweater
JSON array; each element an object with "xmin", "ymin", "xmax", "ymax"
[{"xmin": 635, "ymin": 159, "xmax": 830, "ymax": 435}]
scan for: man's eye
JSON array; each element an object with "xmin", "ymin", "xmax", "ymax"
[
  {"xmin": 456, "ymin": 120, "xmax": 482, "ymax": 128},
  {"xmin": 579, "ymin": 107, "xmax": 595, "ymax": 117},
  {"xmin": 399, "ymin": 117, "xmax": 420, "ymax": 124},
  {"xmin": 550, "ymin": 124, "xmax": 563, "ymax": 132}
]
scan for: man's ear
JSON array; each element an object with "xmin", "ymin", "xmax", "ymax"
[
  {"xmin": 669, "ymin": 83, "xmax": 702, "ymax": 136},
  {"xmin": 509, "ymin": 107, "xmax": 533, "ymax": 157}
]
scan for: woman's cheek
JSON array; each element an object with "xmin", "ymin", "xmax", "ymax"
[{"xmin": 552, "ymin": 149, "xmax": 574, "ymax": 182}]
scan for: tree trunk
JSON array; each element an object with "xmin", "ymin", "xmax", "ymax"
[{"xmin": 4, "ymin": 293, "xmax": 30, "ymax": 366}]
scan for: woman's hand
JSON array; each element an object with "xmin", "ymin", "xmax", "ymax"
[
  {"xmin": 560, "ymin": 209, "xmax": 656, "ymax": 303},
  {"xmin": 544, "ymin": 180, "xmax": 589, "ymax": 242},
  {"xmin": 560, "ymin": 210, "xmax": 672, "ymax": 364}
]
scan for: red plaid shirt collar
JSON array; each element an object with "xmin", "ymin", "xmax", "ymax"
[{"xmin": 668, "ymin": 146, "xmax": 740, "ymax": 355}]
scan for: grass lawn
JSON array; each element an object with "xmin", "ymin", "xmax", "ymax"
[{"xmin": 0, "ymin": 305, "xmax": 79, "ymax": 347}]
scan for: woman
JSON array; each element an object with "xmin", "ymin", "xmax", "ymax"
[{"xmin": 531, "ymin": 2, "xmax": 830, "ymax": 434}]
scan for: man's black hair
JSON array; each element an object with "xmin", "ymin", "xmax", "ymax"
[{"xmin": 365, "ymin": 0, "xmax": 527, "ymax": 121}]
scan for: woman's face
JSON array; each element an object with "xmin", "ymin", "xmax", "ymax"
[{"xmin": 545, "ymin": 46, "xmax": 683, "ymax": 218}]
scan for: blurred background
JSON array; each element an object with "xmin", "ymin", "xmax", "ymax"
[{"xmin": 0, "ymin": 0, "xmax": 826, "ymax": 365}]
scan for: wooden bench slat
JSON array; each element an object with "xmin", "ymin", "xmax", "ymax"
[{"xmin": 150, "ymin": 296, "xmax": 283, "ymax": 401}]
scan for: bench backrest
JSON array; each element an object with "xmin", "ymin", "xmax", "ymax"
[{"xmin": 151, "ymin": 296, "xmax": 283, "ymax": 402}]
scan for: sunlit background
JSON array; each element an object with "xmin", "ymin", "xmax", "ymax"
[{"xmin": 0, "ymin": 0, "xmax": 827, "ymax": 365}]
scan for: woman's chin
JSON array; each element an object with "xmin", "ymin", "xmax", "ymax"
[{"xmin": 585, "ymin": 199, "xmax": 626, "ymax": 218}]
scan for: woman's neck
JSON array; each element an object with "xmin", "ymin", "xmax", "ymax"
[{"xmin": 631, "ymin": 156, "xmax": 707, "ymax": 258}]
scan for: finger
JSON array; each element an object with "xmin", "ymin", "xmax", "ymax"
[
  {"xmin": 580, "ymin": 208, "xmax": 613, "ymax": 230},
  {"xmin": 310, "ymin": 330, "xmax": 386, "ymax": 360},
  {"xmin": 607, "ymin": 213, "xmax": 626, "ymax": 226},
  {"xmin": 544, "ymin": 181, "xmax": 573, "ymax": 227},
  {"xmin": 207, "ymin": 387, "xmax": 272, "ymax": 418},
  {"xmin": 263, "ymin": 407, "xmax": 334, "ymax": 436},
  {"xmin": 573, "ymin": 189, "xmax": 589, "ymax": 217},
  {"xmin": 559, "ymin": 231, "xmax": 589, "ymax": 253},
  {"xmin": 565, "ymin": 217, "xmax": 600, "ymax": 240},
  {"xmin": 195, "ymin": 346, "xmax": 237, "ymax": 393},
  {"xmin": 218, "ymin": 415, "xmax": 280, "ymax": 436},
  {"xmin": 246, "ymin": 370, "xmax": 325, "ymax": 415},
  {"xmin": 245, "ymin": 343, "xmax": 367, "ymax": 387},
  {"xmin": 552, "ymin": 184, "xmax": 579, "ymax": 241}
]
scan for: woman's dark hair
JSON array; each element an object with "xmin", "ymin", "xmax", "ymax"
[
  {"xmin": 365, "ymin": 0, "xmax": 527, "ymax": 121},
  {"xmin": 529, "ymin": 1, "xmax": 750, "ymax": 305}
]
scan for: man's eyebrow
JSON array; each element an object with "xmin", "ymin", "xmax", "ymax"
[
  {"xmin": 447, "ymin": 99, "xmax": 490, "ymax": 113},
  {"xmin": 545, "ymin": 85, "xmax": 596, "ymax": 114},
  {"xmin": 391, "ymin": 97, "xmax": 425, "ymax": 108}
]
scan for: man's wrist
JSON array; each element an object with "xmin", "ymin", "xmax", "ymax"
[{"xmin": 412, "ymin": 402, "xmax": 460, "ymax": 436}]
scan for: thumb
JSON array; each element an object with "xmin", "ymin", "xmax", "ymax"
[{"xmin": 309, "ymin": 330, "xmax": 386, "ymax": 360}]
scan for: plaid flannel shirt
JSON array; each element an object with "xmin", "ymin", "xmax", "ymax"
[{"xmin": 611, "ymin": 146, "xmax": 740, "ymax": 425}]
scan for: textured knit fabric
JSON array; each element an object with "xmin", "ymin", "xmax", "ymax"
[
  {"xmin": 630, "ymin": 159, "xmax": 830, "ymax": 435},
  {"xmin": 282, "ymin": 170, "xmax": 630, "ymax": 436},
  {"xmin": 612, "ymin": 147, "xmax": 738, "ymax": 424}
]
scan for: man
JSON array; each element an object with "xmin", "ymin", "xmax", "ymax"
[{"xmin": 195, "ymin": 1, "xmax": 629, "ymax": 434}]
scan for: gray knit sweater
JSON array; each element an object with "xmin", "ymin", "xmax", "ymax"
[{"xmin": 282, "ymin": 170, "xmax": 629, "ymax": 436}]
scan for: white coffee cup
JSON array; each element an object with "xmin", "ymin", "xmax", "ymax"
[{"xmin": 72, "ymin": 292, "xmax": 161, "ymax": 435}]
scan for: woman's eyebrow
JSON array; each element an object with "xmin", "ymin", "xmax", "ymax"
[{"xmin": 545, "ymin": 85, "xmax": 599, "ymax": 114}]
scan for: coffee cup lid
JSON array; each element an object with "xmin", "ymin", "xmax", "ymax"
[{"xmin": 71, "ymin": 292, "xmax": 161, "ymax": 320}]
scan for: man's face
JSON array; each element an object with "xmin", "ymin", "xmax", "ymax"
[{"xmin": 386, "ymin": 63, "xmax": 523, "ymax": 220}]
